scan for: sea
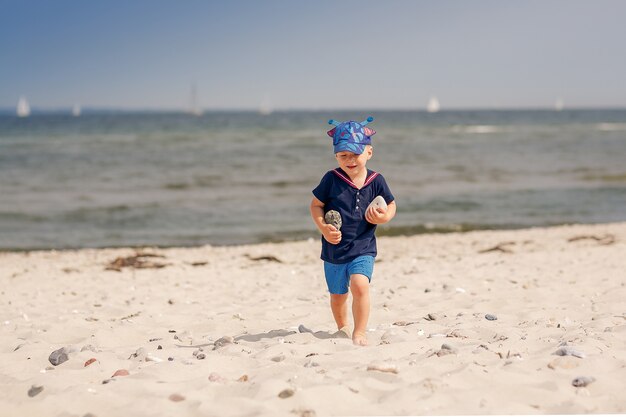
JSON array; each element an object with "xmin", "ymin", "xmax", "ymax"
[{"xmin": 1, "ymin": 109, "xmax": 625, "ymax": 250}]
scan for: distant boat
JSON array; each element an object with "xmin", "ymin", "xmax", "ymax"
[
  {"xmin": 189, "ymin": 83, "xmax": 202, "ymax": 116},
  {"xmin": 259, "ymin": 95, "xmax": 273, "ymax": 115},
  {"xmin": 17, "ymin": 96, "xmax": 31, "ymax": 117},
  {"xmin": 72, "ymin": 103, "xmax": 81, "ymax": 117},
  {"xmin": 554, "ymin": 98, "xmax": 564, "ymax": 111},
  {"xmin": 426, "ymin": 96, "xmax": 440, "ymax": 113}
]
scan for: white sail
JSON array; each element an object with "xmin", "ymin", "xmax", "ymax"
[
  {"xmin": 259, "ymin": 95, "xmax": 273, "ymax": 115},
  {"xmin": 554, "ymin": 98, "xmax": 564, "ymax": 111},
  {"xmin": 17, "ymin": 96, "xmax": 31, "ymax": 117},
  {"xmin": 189, "ymin": 83, "xmax": 202, "ymax": 116},
  {"xmin": 426, "ymin": 96, "xmax": 440, "ymax": 113},
  {"xmin": 72, "ymin": 103, "xmax": 81, "ymax": 117}
]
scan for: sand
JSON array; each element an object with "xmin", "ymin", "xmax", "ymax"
[{"xmin": 1, "ymin": 222, "xmax": 625, "ymax": 416}]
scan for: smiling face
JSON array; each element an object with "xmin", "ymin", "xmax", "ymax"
[{"xmin": 335, "ymin": 145, "xmax": 373, "ymax": 179}]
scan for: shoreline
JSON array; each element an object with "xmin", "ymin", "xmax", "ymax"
[
  {"xmin": 0, "ymin": 220, "xmax": 620, "ymax": 253},
  {"xmin": 1, "ymin": 221, "xmax": 625, "ymax": 416}
]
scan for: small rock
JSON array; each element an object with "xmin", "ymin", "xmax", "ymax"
[
  {"xmin": 485, "ymin": 314, "xmax": 498, "ymax": 321},
  {"xmin": 196, "ymin": 353, "xmax": 206, "ymax": 360},
  {"xmin": 572, "ymin": 376, "xmax": 595, "ymax": 387},
  {"xmin": 424, "ymin": 313, "xmax": 437, "ymax": 321},
  {"xmin": 547, "ymin": 357, "xmax": 580, "ymax": 369},
  {"xmin": 278, "ymin": 388, "xmax": 295, "ymax": 398},
  {"xmin": 208, "ymin": 372, "xmax": 225, "ymax": 382},
  {"xmin": 271, "ymin": 354, "xmax": 286, "ymax": 362},
  {"xmin": 169, "ymin": 393, "xmax": 185, "ymax": 402},
  {"xmin": 49, "ymin": 347, "xmax": 70, "ymax": 366},
  {"xmin": 112, "ymin": 369, "xmax": 129, "ymax": 377},
  {"xmin": 553, "ymin": 346, "xmax": 586, "ymax": 358},
  {"xmin": 168, "ymin": 357, "xmax": 174, "ymax": 361},
  {"xmin": 157, "ymin": 345, "xmax": 162, "ymax": 350},
  {"xmin": 213, "ymin": 336, "xmax": 234, "ymax": 349},
  {"xmin": 324, "ymin": 210, "xmax": 342, "ymax": 231},
  {"xmin": 84, "ymin": 358, "xmax": 97, "ymax": 367},
  {"xmin": 298, "ymin": 324, "xmax": 313, "ymax": 333},
  {"xmin": 237, "ymin": 374, "xmax": 249, "ymax": 382},
  {"xmin": 436, "ymin": 344, "xmax": 458, "ymax": 356},
  {"xmin": 28, "ymin": 385, "xmax": 43, "ymax": 397}
]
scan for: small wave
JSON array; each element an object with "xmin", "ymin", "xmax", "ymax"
[
  {"xmin": 596, "ymin": 123, "xmax": 626, "ymax": 132},
  {"xmin": 451, "ymin": 125, "xmax": 502, "ymax": 134}
]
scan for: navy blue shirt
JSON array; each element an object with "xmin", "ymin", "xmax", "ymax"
[{"xmin": 312, "ymin": 168, "xmax": 395, "ymax": 264}]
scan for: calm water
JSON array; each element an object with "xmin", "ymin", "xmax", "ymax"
[{"xmin": 1, "ymin": 109, "xmax": 626, "ymax": 250}]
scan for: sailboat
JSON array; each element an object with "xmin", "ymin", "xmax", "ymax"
[
  {"xmin": 554, "ymin": 98, "xmax": 564, "ymax": 112},
  {"xmin": 189, "ymin": 83, "xmax": 202, "ymax": 116},
  {"xmin": 17, "ymin": 96, "xmax": 31, "ymax": 117},
  {"xmin": 259, "ymin": 95, "xmax": 273, "ymax": 115},
  {"xmin": 426, "ymin": 96, "xmax": 440, "ymax": 113},
  {"xmin": 72, "ymin": 103, "xmax": 81, "ymax": 117}
]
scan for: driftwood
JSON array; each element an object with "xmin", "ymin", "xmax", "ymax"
[
  {"xmin": 478, "ymin": 241, "xmax": 516, "ymax": 254},
  {"xmin": 245, "ymin": 254, "xmax": 283, "ymax": 263},
  {"xmin": 567, "ymin": 234, "xmax": 616, "ymax": 245},
  {"xmin": 106, "ymin": 252, "xmax": 168, "ymax": 271}
]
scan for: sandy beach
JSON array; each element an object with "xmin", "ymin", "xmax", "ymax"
[{"xmin": 1, "ymin": 222, "xmax": 625, "ymax": 416}]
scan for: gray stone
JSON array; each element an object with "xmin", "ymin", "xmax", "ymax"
[
  {"xmin": 324, "ymin": 210, "xmax": 342, "ymax": 231},
  {"xmin": 28, "ymin": 385, "xmax": 43, "ymax": 397},
  {"xmin": 48, "ymin": 347, "xmax": 70, "ymax": 366}
]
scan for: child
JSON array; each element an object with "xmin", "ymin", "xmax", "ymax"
[{"xmin": 310, "ymin": 117, "xmax": 396, "ymax": 346}]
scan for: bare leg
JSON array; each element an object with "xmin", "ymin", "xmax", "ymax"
[
  {"xmin": 330, "ymin": 293, "xmax": 349, "ymax": 331},
  {"xmin": 350, "ymin": 274, "xmax": 370, "ymax": 346}
]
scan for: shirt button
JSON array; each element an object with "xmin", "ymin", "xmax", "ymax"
[{"xmin": 357, "ymin": 199, "xmax": 360, "ymax": 202}]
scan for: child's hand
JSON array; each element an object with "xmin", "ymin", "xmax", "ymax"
[
  {"xmin": 322, "ymin": 224, "xmax": 342, "ymax": 244},
  {"xmin": 365, "ymin": 206, "xmax": 388, "ymax": 224}
]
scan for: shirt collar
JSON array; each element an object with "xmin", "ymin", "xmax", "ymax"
[{"xmin": 333, "ymin": 168, "xmax": 379, "ymax": 189}]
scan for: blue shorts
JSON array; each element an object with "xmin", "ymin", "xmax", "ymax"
[{"xmin": 323, "ymin": 255, "xmax": 375, "ymax": 294}]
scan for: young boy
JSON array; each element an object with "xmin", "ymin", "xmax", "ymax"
[{"xmin": 310, "ymin": 117, "xmax": 396, "ymax": 346}]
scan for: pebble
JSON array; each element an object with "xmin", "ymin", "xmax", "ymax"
[
  {"xmin": 84, "ymin": 358, "xmax": 97, "ymax": 367},
  {"xmin": 112, "ymin": 369, "xmax": 129, "ymax": 377},
  {"xmin": 278, "ymin": 388, "xmax": 295, "ymax": 398},
  {"xmin": 237, "ymin": 374, "xmax": 249, "ymax": 382},
  {"xmin": 169, "ymin": 393, "xmax": 185, "ymax": 402},
  {"xmin": 547, "ymin": 357, "xmax": 580, "ymax": 369},
  {"xmin": 157, "ymin": 345, "xmax": 163, "ymax": 350},
  {"xmin": 436, "ymin": 344, "xmax": 458, "ymax": 356},
  {"xmin": 324, "ymin": 210, "xmax": 342, "ymax": 231},
  {"xmin": 28, "ymin": 385, "xmax": 44, "ymax": 397},
  {"xmin": 208, "ymin": 372, "xmax": 225, "ymax": 383},
  {"xmin": 572, "ymin": 376, "xmax": 595, "ymax": 387},
  {"xmin": 553, "ymin": 346, "xmax": 586, "ymax": 358},
  {"xmin": 271, "ymin": 354, "xmax": 286, "ymax": 362},
  {"xmin": 49, "ymin": 347, "xmax": 71, "ymax": 366},
  {"xmin": 424, "ymin": 313, "xmax": 438, "ymax": 321},
  {"xmin": 213, "ymin": 336, "xmax": 234, "ymax": 350},
  {"xmin": 485, "ymin": 314, "xmax": 498, "ymax": 321},
  {"xmin": 168, "ymin": 357, "xmax": 174, "ymax": 361},
  {"xmin": 196, "ymin": 353, "xmax": 206, "ymax": 360}
]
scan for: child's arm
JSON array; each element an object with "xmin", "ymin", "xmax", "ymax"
[
  {"xmin": 365, "ymin": 200, "xmax": 396, "ymax": 225},
  {"xmin": 310, "ymin": 197, "xmax": 342, "ymax": 244}
]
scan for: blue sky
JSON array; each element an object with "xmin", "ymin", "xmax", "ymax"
[{"xmin": 1, "ymin": 0, "xmax": 625, "ymax": 110}]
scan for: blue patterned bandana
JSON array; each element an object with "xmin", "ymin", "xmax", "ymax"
[{"xmin": 327, "ymin": 117, "xmax": 376, "ymax": 154}]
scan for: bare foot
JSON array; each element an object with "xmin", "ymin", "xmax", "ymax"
[{"xmin": 352, "ymin": 331, "xmax": 368, "ymax": 346}]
